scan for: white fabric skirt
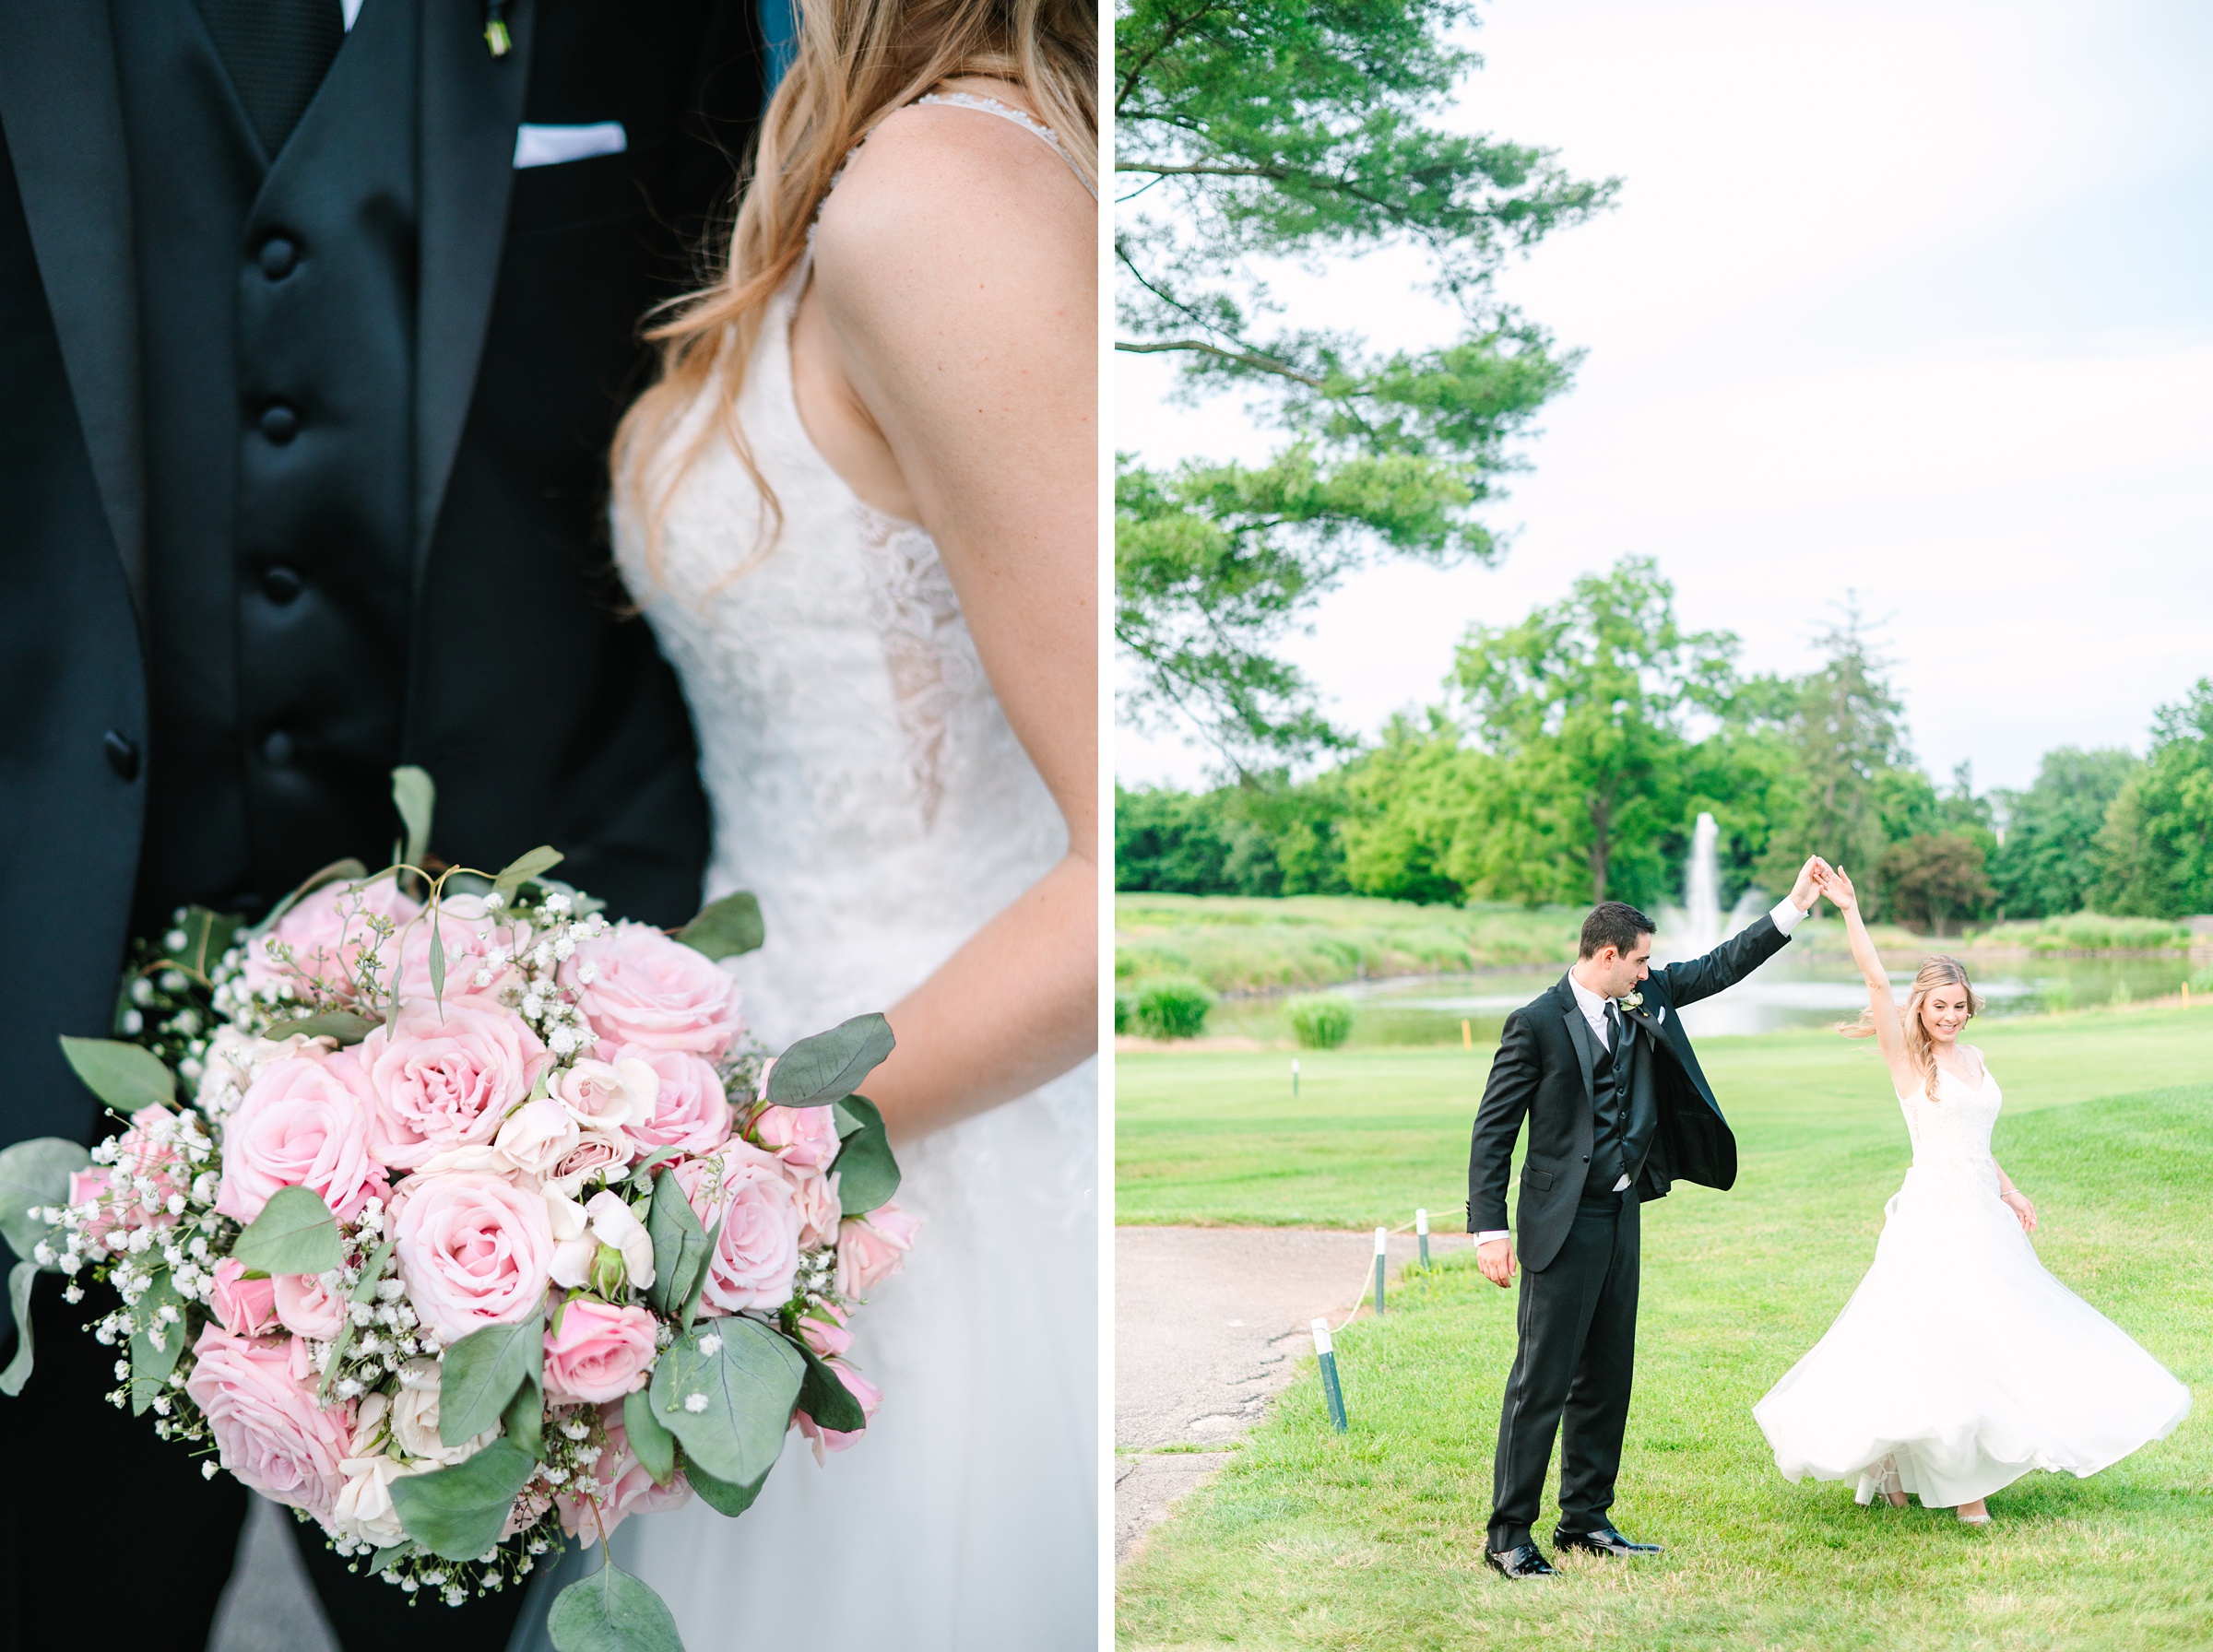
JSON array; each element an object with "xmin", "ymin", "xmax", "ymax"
[{"xmin": 1753, "ymin": 1163, "xmax": 2190, "ymax": 1508}]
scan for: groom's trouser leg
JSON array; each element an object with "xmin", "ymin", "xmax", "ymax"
[
  {"xmin": 0, "ymin": 1270, "xmax": 250, "ymax": 1650},
  {"xmin": 1487, "ymin": 1195, "xmax": 1624, "ymax": 1552},
  {"xmin": 1556, "ymin": 1192, "xmax": 1639, "ymax": 1535}
]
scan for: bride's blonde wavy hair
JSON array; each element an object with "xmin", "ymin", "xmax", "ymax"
[
  {"xmin": 1838, "ymin": 954, "xmax": 1984, "ymax": 1101},
  {"xmin": 611, "ymin": 0, "xmax": 1097, "ymax": 578}
]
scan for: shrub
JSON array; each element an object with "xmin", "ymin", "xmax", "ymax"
[
  {"xmin": 1135, "ymin": 977, "xmax": 1214, "ymax": 1040},
  {"xmin": 1285, "ymin": 995, "xmax": 1355, "ymax": 1049},
  {"xmin": 1114, "ymin": 995, "xmax": 1134, "ymax": 1035}
]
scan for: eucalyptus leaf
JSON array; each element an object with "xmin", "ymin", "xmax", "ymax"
[
  {"xmin": 231, "ymin": 1185, "xmax": 342, "ymax": 1276},
  {"xmin": 56, "ymin": 1037, "xmax": 174, "ymax": 1114},
  {"xmin": 548, "ymin": 1561, "xmax": 683, "ymax": 1652},
  {"xmin": 622, "ymin": 1386, "xmax": 676, "ymax": 1487},
  {"xmin": 672, "ymin": 891, "xmax": 764, "ymax": 961},
  {"xmin": 646, "ymin": 1319, "xmax": 804, "ymax": 1487},
  {"xmin": 683, "ymin": 1457, "xmax": 771, "ymax": 1517},
  {"xmin": 502, "ymin": 1378, "xmax": 543, "ymax": 1460},
  {"xmin": 439, "ymin": 1318, "xmax": 542, "ymax": 1446},
  {"xmin": 427, "ymin": 917, "xmax": 447, "ymax": 1007},
  {"xmin": 364, "ymin": 1541, "xmax": 411, "ymax": 1575},
  {"xmin": 261, "ymin": 1010, "xmax": 378, "ymax": 1047},
  {"xmin": 389, "ymin": 1439, "xmax": 538, "ymax": 1561},
  {"xmin": 826, "ymin": 1094, "xmax": 900, "ymax": 1216},
  {"xmin": 680, "ymin": 1214, "xmax": 722, "ymax": 1334},
  {"xmin": 253, "ymin": 858, "xmax": 372, "ymax": 938},
  {"xmin": 1, "ymin": 1260, "xmax": 37, "ymax": 1396},
  {"xmin": 644, "ymin": 1168, "xmax": 710, "ymax": 1318},
  {"xmin": 624, "ymin": 1147, "xmax": 683, "ymax": 1198},
  {"xmin": 129, "ymin": 1269, "xmax": 184, "ymax": 1415},
  {"xmin": 168, "ymin": 906, "xmax": 244, "ymax": 976},
  {"xmin": 391, "ymin": 766, "xmax": 436, "ymax": 869},
  {"xmin": 794, "ymin": 1339, "xmax": 867, "ymax": 1434},
  {"xmin": 492, "ymin": 845, "xmax": 564, "ymax": 896},
  {"xmin": 0, "ymin": 1137, "xmax": 89, "ymax": 1262},
  {"xmin": 765, "ymin": 1014, "xmax": 895, "ymax": 1109}
]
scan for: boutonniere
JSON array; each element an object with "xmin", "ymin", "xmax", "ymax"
[
  {"xmin": 1619, "ymin": 989, "xmax": 1644, "ymax": 1011},
  {"xmin": 484, "ymin": 0, "xmax": 513, "ymax": 56}
]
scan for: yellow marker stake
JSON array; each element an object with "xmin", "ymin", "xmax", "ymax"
[{"xmin": 1462, "ymin": 1019, "xmax": 1473, "ymax": 1050}]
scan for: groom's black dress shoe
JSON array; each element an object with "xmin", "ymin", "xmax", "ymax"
[
  {"xmin": 1483, "ymin": 1543, "xmax": 1556, "ymax": 1578},
  {"xmin": 1553, "ymin": 1527, "xmax": 1663, "ymax": 1557}
]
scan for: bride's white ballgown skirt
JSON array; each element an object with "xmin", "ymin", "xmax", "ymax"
[
  {"xmin": 1753, "ymin": 1066, "xmax": 2188, "ymax": 1508},
  {"xmin": 597, "ymin": 232, "xmax": 1095, "ymax": 1641}
]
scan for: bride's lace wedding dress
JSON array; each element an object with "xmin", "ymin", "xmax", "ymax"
[
  {"xmin": 1753, "ymin": 1061, "xmax": 2188, "ymax": 1509},
  {"xmin": 602, "ymin": 102, "xmax": 1095, "ymax": 1648}
]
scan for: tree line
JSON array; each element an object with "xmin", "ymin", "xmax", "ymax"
[{"xmin": 1118, "ymin": 558, "xmax": 2213, "ymax": 930}]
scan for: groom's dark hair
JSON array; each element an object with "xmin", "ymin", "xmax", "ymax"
[{"xmin": 1580, "ymin": 902, "xmax": 1656, "ymax": 959}]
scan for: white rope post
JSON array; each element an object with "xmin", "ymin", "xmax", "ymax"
[
  {"xmin": 1312, "ymin": 1318, "xmax": 1347, "ymax": 1433},
  {"xmin": 1415, "ymin": 1208, "xmax": 1430, "ymax": 1269},
  {"xmin": 1372, "ymin": 1226, "xmax": 1388, "ymax": 1315}
]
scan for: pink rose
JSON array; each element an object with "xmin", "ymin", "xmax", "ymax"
[
  {"xmin": 798, "ymin": 1304, "xmax": 851, "ymax": 1360},
  {"xmin": 616, "ymin": 1046, "xmax": 731, "ymax": 1157},
  {"xmin": 834, "ymin": 1203, "xmax": 919, "ymax": 1300},
  {"xmin": 542, "ymin": 1298, "xmax": 658, "ymax": 1404},
  {"xmin": 209, "ymin": 1258, "xmax": 280, "ymax": 1337},
  {"xmin": 243, "ymin": 879, "xmax": 421, "ymax": 1003},
  {"xmin": 676, "ymin": 1145, "xmax": 800, "ymax": 1315},
  {"xmin": 556, "ymin": 1404, "xmax": 691, "ymax": 1540},
  {"xmin": 215, "ymin": 1051, "xmax": 388, "ymax": 1224},
  {"xmin": 560, "ymin": 922, "xmax": 744, "ymax": 1059},
  {"xmin": 273, "ymin": 1269, "xmax": 348, "ymax": 1341},
  {"xmin": 785, "ymin": 1163, "xmax": 840, "ymax": 1250},
  {"xmin": 796, "ymin": 1360, "xmax": 881, "ymax": 1457},
  {"xmin": 361, "ymin": 1003, "xmax": 549, "ymax": 1170},
  {"xmin": 185, "ymin": 1324, "xmax": 356, "ymax": 1525},
  {"xmin": 751, "ymin": 1103, "xmax": 838, "ymax": 1171},
  {"xmin": 393, "ymin": 1172, "xmax": 553, "ymax": 1345}
]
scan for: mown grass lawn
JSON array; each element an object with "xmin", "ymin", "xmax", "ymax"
[
  {"xmin": 1117, "ymin": 1001, "xmax": 2213, "ymax": 1229},
  {"xmin": 1117, "ymin": 1006, "xmax": 2213, "ymax": 1649}
]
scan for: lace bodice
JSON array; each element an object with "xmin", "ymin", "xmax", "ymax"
[{"xmin": 1897, "ymin": 1061, "xmax": 2003, "ymax": 1186}]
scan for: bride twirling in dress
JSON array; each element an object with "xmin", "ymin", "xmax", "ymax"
[
  {"xmin": 1753, "ymin": 866, "xmax": 2189, "ymax": 1523},
  {"xmin": 590, "ymin": 3, "xmax": 1099, "ymax": 1644}
]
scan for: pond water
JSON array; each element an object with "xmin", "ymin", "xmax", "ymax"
[{"xmin": 1205, "ymin": 950, "xmax": 2202, "ymax": 1048}]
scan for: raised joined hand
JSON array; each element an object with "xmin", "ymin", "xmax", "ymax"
[{"xmin": 1817, "ymin": 863, "xmax": 1860, "ymax": 913}]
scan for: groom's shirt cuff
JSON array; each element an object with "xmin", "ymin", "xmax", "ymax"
[
  {"xmin": 1475, "ymin": 1229, "xmax": 1509, "ymax": 1245},
  {"xmin": 1769, "ymin": 896, "xmax": 1806, "ymax": 937}
]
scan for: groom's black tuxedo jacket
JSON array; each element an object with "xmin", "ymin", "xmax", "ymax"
[
  {"xmin": 0, "ymin": 4, "xmax": 761, "ymax": 1173},
  {"xmin": 1466, "ymin": 916, "xmax": 1793, "ymax": 1272}
]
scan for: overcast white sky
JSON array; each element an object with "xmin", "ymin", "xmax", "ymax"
[{"xmin": 1115, "ymin": 0, "xmax": 2213, "ymax": 795}]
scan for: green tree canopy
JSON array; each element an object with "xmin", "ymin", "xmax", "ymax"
[
  {"xmin": 1448, "ymin": 556, "xmax": 1736, "ymax": 903},
  {"xmin": 1115, "ymin": 0, "xmax": 1615, "ymax": 773},
  {"xmin": 2096, "ymin": 679, "xmax": 2213, "ymax": 916},
  {"xmin": 1990, "ymin": 747, "xmax": 2140, "ymax": 918}
]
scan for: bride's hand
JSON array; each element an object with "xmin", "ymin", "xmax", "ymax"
[
  {"xmin": 1819, "ymin": 864, "xmax": 1859, "ymax": 913},
  {"xmin": 2001, "ymin": 1188, "xmax": 2037, "ymax": 1233}
]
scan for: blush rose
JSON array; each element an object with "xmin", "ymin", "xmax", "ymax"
[
  {"xmin": 542, "ymin": 1298, "xmax": 658, "ymax": 1404},
  {"xmin": 243, "ymin": 879, "xmax": 420, "ymax": 1004},
  {"xmin": 214, "ymin": 1051, "xmax": 387, "ymax": 1223},
  {"xmin": 361, "ymin": 1003, "xmax": 549, "ymax": 1171},
  {"xmin": 615, "ymin": 1046, "xmax": 731, "ymax": 1158},
  {"xmin": 208, "ymin": 1258, "xmax": 280, "ymax": 1337},
  {"xmin": 560, "ymin": 922, "xmax": 744, "ymax": 1059},
  {"xmin": 393, "ymin": 1171, "xmax": 554, "ymax": 1345},
  {"xmin": 185, "ymin": 1324, "xmax": 356, "ymax": 1527},
  {"xmin": 834, "ymin": 1203, "xmax": 920, "ymax": 1300},
  {"xmin": 677, "ymin": 1145, "xmax": 801, "ymax": 1315}
]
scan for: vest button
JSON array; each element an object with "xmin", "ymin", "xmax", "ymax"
[
  {"xmin": 262, "ymin": 729, "xmax": 296, "ymax": 767},
  {"xmin": 261, "ymin": 565, "xmax": 304, "ymax": 604},
  {"xmin": 1581, "ymin": 1153, "xmax": 1591, "ymax": 1162},
  {"xmin": 104, "ymin": 731, "xmax": 140, "ymax": 781},
  {"xmin": 259, "ymin": 403, "xmax": 300, "ymax": 444},
  {"xmin": 257, "ymin": 236, "xmax": 298, "ymax": 278}
]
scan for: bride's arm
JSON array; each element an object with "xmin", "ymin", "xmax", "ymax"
[
  {"xmin": 800, "ymin": 98, "xmax": 1097, "ymax": 1146},
  {"xmin": 1823, "ymin": 867, "xmax": 1913, "ymax": 1089}
]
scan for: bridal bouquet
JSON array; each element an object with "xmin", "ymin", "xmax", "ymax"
[{"xmin": 0, "ymin": 773, "xmax": 916, "ymax": 1646}]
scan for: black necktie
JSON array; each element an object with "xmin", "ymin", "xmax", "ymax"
[
  {"xmin": 1604, "ymin": 998, "xmax": 1622, "ymax": 1052},
  {"xmin": 194, "ymin": 0, "xmax": 348, "ymax": 158}
]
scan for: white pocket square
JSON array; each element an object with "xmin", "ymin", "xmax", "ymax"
[{"xmin": 514, "ymin": 122, "xmax": 628, "ymax": 170}]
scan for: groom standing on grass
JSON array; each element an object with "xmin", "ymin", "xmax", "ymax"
[{"xmin": 1466, "ymin": 856, "xmax": 1829, "ymax": 1577}]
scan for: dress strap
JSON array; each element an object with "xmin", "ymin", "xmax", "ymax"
[{"xmin": 912, "ymin": 90, "xmax": 1096, "ymax": 199}]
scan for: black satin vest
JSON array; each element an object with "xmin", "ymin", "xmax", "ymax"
[{"xmin": 116, "ymin": 0, "xmax": 420, "ymax": 933}]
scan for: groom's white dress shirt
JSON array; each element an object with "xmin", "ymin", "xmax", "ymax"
[{"xmin": 1473, "ymin": 897, "xmax": 1806, "ymax": 1248}]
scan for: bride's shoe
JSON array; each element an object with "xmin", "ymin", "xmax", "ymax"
[
  {"xmin": 1956, "ymin": 1501, "xmax": 1991, "ymax": 1526},
  {"xmin": 1875, "ymin": 1455, "xmax": 1908, "ymax": 1509}
]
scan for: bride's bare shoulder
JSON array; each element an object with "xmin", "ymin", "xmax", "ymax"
[{"xmin": 811, "ymin": 83, "xmax": 1092, "ymax": 304}]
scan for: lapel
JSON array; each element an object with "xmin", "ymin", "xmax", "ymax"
[
  {"xmin": 1556, "ymin": 977, "xmax": 1598, "ymax": 1102},
  {"xmin": 0, "ymin": 1, "xmax": 147, "ymax": 618},
  {"xmin": 414, "ymin": 0, "xmax": 536, "ymax": 579}
]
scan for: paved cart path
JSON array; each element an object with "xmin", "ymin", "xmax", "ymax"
[{"xmin": 1116, "ymin": 1225, "xmax": 1437, "ymax": 1564}]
